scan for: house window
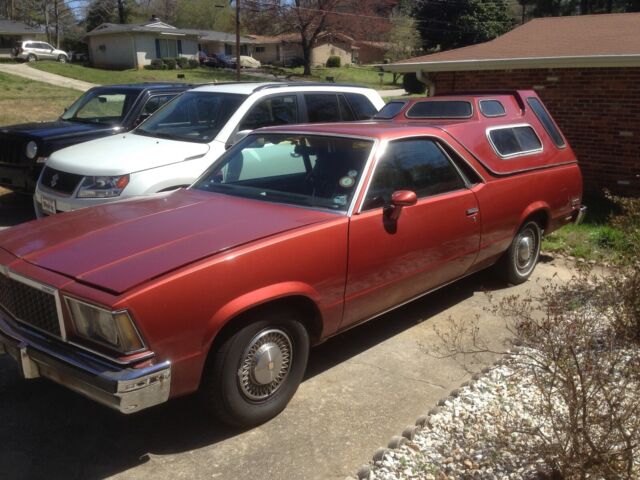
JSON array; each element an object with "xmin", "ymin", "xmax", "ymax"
[
  {"xmin": 255, "ymin": 46, "xmax": 265, "ymax": 53},
  {"xmin": 157, "ymin": 39, "xmax": 178, "ymax": 58}
]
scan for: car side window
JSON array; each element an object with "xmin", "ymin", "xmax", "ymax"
[
  {"xmin": 141, "ymin": 94, "xmax": 176, "ymax": 116},
  {"xmin": 239, "ymin": 95, "xmax": 299, "ymax": 131},
  {"xmin": 362, "ymin": 138, "xmax": 466, "ymax": 210},
  {"xmin": 345, "ymin": 93, "xmax": 377, "ymax": 120},
  {"xmin": 304, "ymin": 93, "xmax": 355, "ymax": 122}
]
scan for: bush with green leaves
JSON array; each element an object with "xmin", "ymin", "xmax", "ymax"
[
  {"xmin": 175, "ymin": 57, "xmax": 189, "ymax": 69},
  {"xmin": 188, "ymin": 59, "xmax": 199, "ymax": 69},
  {"xmin": 326, "ymin": 56, "xmax": 341, "ymax": 68},
  {"xmin": 145, "ymin": 59, "xmax": 166, "ymax": 70},
  {"xmin": 162, "ymin": 58, "xmax": 177, "ymax": 70}
]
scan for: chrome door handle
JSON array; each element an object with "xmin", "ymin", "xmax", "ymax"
[{"xmin": 466, "ymin": 207, "xmax": 479, "ymax": 216}]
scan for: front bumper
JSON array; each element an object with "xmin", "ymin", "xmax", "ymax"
[
  {"xmin": 0, "ymin": 164, "xmax": 38, "ymax": 192},
  {"xmin": 0, "ymin": 312, "xmax": 171, "ymax": 414},
  {"xmin": 33, "ymin": 187, "xmax": 131, "ymax": 217}
]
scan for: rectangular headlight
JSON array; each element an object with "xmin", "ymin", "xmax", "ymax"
[{"xmin": 65, "ymin": 297, "xmax": 145, "ymax": 354}]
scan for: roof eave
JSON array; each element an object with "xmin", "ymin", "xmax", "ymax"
[{"xmin": 381, "ymin": 54, "xmax": 640, "ymax": 73}]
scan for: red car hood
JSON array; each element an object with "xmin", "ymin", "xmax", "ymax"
[{"xmin": 0, "ymin": 190, "xmax": 336, "ymax": 294}]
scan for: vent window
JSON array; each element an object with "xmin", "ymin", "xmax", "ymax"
[
  {"xmin": 373, "ymin": 101, "xmax": 406, "ymax": 119},
  {"xmin": 479, "ymin": 100, "xmax": 505, "ymax": 117},
  {"xmin": 488, "ymin": 126, "xmax": 542, "ymax": 158},
  {"xmin": 406, "ymin": 100, "xmax": 472, "ymax": 119},
  {"xmin": 527, "ymin": 97, "xmax": 566, "ymax": 148}
]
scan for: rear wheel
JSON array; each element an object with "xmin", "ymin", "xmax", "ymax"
[
  {"xmin": 201, "ymin": 310, "xmax": 310, "ymax": 428},
  {"xmin": 27, "ymin": 54, "xmax": 36, "ymax": 63},
  {"xmin": 497, "ymin": 220, "xmax": 541, "ymax": 285}
]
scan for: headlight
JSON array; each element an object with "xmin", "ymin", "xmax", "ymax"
[
  {"xmin": 66, "ymin": 297, "xmax": 145, "ymax": 354},
  {"xmin": 77, "ymin": 174, "xmax": 130, "ymax": 198},
  {"xmin": 25, "ymin": 141, "xmax": 38, "ymax": 159}
]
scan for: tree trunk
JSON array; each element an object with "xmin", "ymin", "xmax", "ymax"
[
  {"xmin": 606, "ymin": 0, "xmax": 613, "ymax": 12},
  {"xmin": 118, "ymin": 0, "xmax": 126, "ymax": 23},
  {"xmin": 54, "ymin": 0, "xmax": 60, "ymax": 48},
  {"xmin": 302, "ymin": 43, "xmax": 311, "ymax": 76},
  {"xmin": 521, "ymin": 3, "xmax": 526, "ymax": 24},
  {"xmin": 43, "ymin": 1, "xmax": 51, "ymax": 45}
]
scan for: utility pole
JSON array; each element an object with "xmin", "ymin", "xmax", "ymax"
[{"xmin": 236, "ymin": 0, "xmax": 241, "ymax": 81}]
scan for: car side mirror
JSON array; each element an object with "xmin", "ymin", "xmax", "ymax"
[
  {"xmin": 385, "ymin": 190, "xmax": 417, "ymax": 221},
  {"xmin": 226, "ymin": 129, "xmax": 252, "ymax": 149}
]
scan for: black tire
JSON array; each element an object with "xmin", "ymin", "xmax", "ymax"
[
  {"xmin": 201, "ymin": 310, "xmax": 310, "ymax": 428},
  {"xmin": 58, "ymin": 54, "xmax": 67, "ymax": 63},
  {"xmin": 27, "ymin": 54, "xmax": 37, "ymax": 63},
  {"xmin": 497, "ymin": 220, "xmax": 542, "ymax": 285}
]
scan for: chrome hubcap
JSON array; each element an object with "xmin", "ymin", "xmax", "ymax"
[
  {"xmin": 238, "ymin": 329, "xmax": 292, "ymax": 401},
  {"xmin": 516, "ymin": 228, "xmax": 537, "ymax": 272}
]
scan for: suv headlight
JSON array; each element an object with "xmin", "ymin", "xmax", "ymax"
[
  {"xmin": 66, "ymin": 297, "xmax": 145, "ymax": 354},
  {"xmin": 26, "ymin": 141, "xmax": 38, "ymax": 159},
  {"xmin": 77, "ymin": 174, "xmax": 130, "ymax": 198}
]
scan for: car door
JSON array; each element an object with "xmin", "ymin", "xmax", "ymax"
[
  {"xmin": 342, "ymin": 137, "xmax": 482, "ymax": 328},
  {"xmin": 302, "ymin": 93, "xmax": 355, "ymax": 123},
  {"xmin": 39, "ymin": 42, "xmax": 55, "ymax": 59},
  {"xmin": 238, "ymin": 94, "xmax": 300, "ymax": 132}
]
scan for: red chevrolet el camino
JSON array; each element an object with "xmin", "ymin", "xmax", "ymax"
[{"xmin": 0, "ymin": 91, "xmax": 585, "ymax": 427}]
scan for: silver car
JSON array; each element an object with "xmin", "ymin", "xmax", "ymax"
[{"xmin": 12, "ymin": 40, "xmax": 68, "ymax": 63}]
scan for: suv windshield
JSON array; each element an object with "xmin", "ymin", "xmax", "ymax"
[
  {"xmin": 135, "ymin": 91, "xmax": 247, "ymax": 143},
  {"xmin": 61, "ymin": 88, "xmax": 140, "ymax": 125},
  {"xmin": 193, "ymin": 133, "xmax": 374, "ymax": 211}
]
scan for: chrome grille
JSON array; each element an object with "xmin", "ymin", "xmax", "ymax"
[
  {"xmin": 0, "ymin": 273, "xmax": 61, "ymax": 337},
  {"xmin": 0, "ymin": 135, "xmax": 25, "ymax": 165},
  {"xmin": 40, "ymin": 166, "xmax": 84, "ymax": 196}
]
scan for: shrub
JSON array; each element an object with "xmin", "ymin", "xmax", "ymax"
[
  {"xmin": 326, "ymin": 55, "xmax": 341, "ymax": 68},
  {"xmin": 176, "ymin": 57, "xmax": 189, "ymax": 69},
  {"xmin": 146, "ymin": 58, "xmax": 165, "ymax": 70},
  {"xmin": 162, "ymin": 58, "xmax": 177, "ymax": 70},
  {"xmin": 402, "ymin": 72, "xmax": 427, "ymax": 94},
  {"xmin": 188, "ymin": 58, "xmax": 199, "ymax": 69}
]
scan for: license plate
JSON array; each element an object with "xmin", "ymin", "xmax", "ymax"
[{"xmin": 41, "ymin": 196, "xmax": 57, "ymax": 215}]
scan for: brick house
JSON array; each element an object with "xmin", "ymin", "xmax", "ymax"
[
  {"xmin": 247, "ymin": 32, "xmax": 357, "ymax": 66},
  {"xmin": 383, "ymin": 13, "xmax": 640, "ymax": 196}
]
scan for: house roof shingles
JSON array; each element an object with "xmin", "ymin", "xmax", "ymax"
[
  {"xmin": 0, "ymin": 18, "xmax": 44, "ymax": 35},
  {"xmin": 385, "ymin": 13, "xmax": 640, "ymax": 72}
]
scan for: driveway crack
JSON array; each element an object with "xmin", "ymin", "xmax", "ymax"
[{"xmin": 351, "ymin": 361, "xmax": 447, "ymax": 389}]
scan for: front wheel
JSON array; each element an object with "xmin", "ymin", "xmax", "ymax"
[
  {"xmin": 58, "ymin": 55, "xmax": 67, "ymax": 63},
  {"xmin": 497, "ymin": 220, "xmax": 542, "ymax": 285},
  {"xmin": 201, "ymin": 311, "xmax": 310, "ymax": 428}
]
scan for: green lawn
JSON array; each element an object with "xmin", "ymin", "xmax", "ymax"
[
  {"xmin": 29, "ymin": 62, "xmax": 266, "ymax": 85},
  {"xmin": 261, "ymin": 65, "xmax": 399, "ymax": 89},
  {"xmin": 542, "ymin": 194, "xmax": 626, "ymax": 263},
  {"xmin": 0, "ymin": 71, "xmax": 79, "ymax": 125}
]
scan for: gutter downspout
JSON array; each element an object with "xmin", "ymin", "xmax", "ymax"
[
  {"xmin": 416, "ymin": 70, "xmax": 435, "ymax": 97},
  {"xmin": 131, "ymin": 33, "xmax": 138, "ymax": 69}
]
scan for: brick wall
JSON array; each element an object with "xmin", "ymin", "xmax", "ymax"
[{"xmin": 429, "ymin": 68, "xmax": 640, "ymax": 196}]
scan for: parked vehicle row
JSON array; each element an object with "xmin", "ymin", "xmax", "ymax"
[{"xmin": 0, "ymin": 88, "xmax": 585, "ymax": 427}]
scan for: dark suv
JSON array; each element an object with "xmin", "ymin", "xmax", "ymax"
[{"xmin": 0, "ymin": 83, "xmax": 191, "ymax": 192}]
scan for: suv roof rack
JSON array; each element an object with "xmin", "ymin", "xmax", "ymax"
[{"xmin": 252, "ymin": 82, "xmax": 367, "ymax": 92}]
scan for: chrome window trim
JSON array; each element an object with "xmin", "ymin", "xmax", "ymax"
[
  {"xmin": 478, "ymin": 99, "xmax": 506, "ymax": 118},
  {"xmin": 63, "ymin": 295, "xmax": 149, "ymax": 357},
  {"xmin": 356, "ymin": 134, "xmax": 485, "ymax": 214},
  {"xmin": 405, "ymin": 100, "xmax": 474, "ymax": 119},
  {"xmin": 486, "ymin": 123, "xmax": 544, "ymax": 159},
  {"xmin": 1, "ymin": 269, "xmax": 67, "ymax": 341}
]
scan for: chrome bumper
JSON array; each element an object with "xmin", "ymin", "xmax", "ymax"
[
  {"xmin": 0, "ymin": 313, "xmax": 171, "ymax": 414},
  {"xmin": 574, "ymin": 205, "xmax": 587, "ymax": 225}
]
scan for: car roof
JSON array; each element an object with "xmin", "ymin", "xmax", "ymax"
[
  {"xmin": 190, "ymin": 82, "xmax": 375, "ymax": 95},
  {"xmin": 258, "ymin": 121, "xmax": 443, "ymax": 140}
]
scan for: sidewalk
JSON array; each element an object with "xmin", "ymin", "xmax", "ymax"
[{"xmin": 0, "ymin": 63, "xmax": 95, "ymax": 91}]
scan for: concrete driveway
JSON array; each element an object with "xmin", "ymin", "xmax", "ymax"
[
  {"xmin": 0, "ymin": 63, "xmax": 95, "ymax": 92},
  {"xmin": 0, "ymin": 191, "xmax": 571, "ymax": 480}
]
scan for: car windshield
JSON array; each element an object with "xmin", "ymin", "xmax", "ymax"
[
  {"xmin": 135, "ymin": 91, "xmax": 247, "ymax": 143},
  {"xmin": 60, "ymin": 88, "xmax": 140, "ymax": 125},
  {"xmin": 193, "ymin": 133, "xmax": 374, "ymax": 211}
]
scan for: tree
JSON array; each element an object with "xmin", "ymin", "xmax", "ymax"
[
  {"xmin": 174, "ymin": 0, "xmax": 234, "ymax": 31},
  {"xmin": 385, "ymin": 3, "xmax": 421, "ymax": 61},
  {"xmin": 414, "ymin": 0, "xmax": 514, "ymax": 52}
]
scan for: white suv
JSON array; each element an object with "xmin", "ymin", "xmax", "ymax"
[
  {"xmin": 34, "ymin": 82, "xmax": 384, "ymax": 216},
  {"xmin": 13, "ymin": 40, "xmax": 69, "ymax": 63}
]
